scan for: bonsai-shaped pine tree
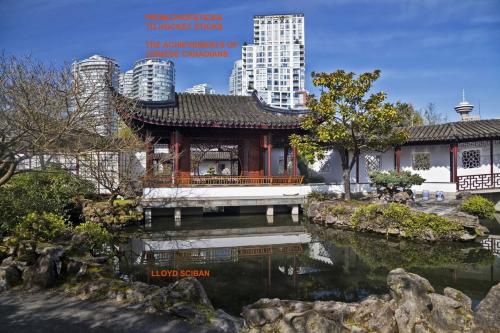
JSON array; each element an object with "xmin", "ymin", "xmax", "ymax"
[{"xmin": 290, "ymin": 70, "xmax": 409, "ymax": 200}]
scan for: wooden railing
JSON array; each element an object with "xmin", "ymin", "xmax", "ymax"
[
  {"xmin": 143, "ymin": 175, "xmax": 304, "ymax": 187},
  {"xmin": 457, "ymin": 173, "xmax": 500, "ymax": 191}
]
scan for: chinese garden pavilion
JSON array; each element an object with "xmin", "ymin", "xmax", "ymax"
[{"xmin": 123, "ymin": 92, "xmax": 306, "ymax": 186}]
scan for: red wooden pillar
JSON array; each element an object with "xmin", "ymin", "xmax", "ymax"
[
  {"xmin": 247, "ymin": 137, "xmax": 261, "ymax": 177},
  {"xmin": 450, "ymin": 143, "xmax": 458, "ymax": 185},
  {"xmin": 394, "ymin": 147, "xmax": 401, "ymax": 174},
  {"xmin": 145, "ymin": 137, "xmax": 154, "ymax": 178},
  {"xmin": 179, "ymin": 137, "xmax": 191, "ymax": 179},
  {"xmin": 292, "ymin": 147, "xmax": 298, "ymax": 177},
  {"xmin": 267, "ymin": 133, "xmax": 272, "ymax": 177}
]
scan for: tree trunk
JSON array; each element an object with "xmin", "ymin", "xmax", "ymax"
[
  {"xmin": 339, "ymin": 147, "xmax": 358, "ymax": 201},
  {"xmin": 0, "ymin": 158, "xmax": 17, "ymax": 187},
  {"xmin": 343, "ymin": 168, "xmax": 351, "ymax": 200}
]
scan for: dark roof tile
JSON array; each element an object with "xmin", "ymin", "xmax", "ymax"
[
  {"xmin": 408, "ymin": 119, "xmax": 500, "ymax": 143},
  {"xmin": 125, "ymin": 92, "xmax": 306, "ymax": 129}
]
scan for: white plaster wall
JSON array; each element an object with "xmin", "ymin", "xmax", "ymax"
[
  {"xmin": 494, "ymin": 141, "xmax": 500, "ymax": 173},
  {"xmin": 359, "ymin": 149, "xmax": 394, "ymax": 183},
  {"xmin": 144, "ymin": 183, "xmax": 373, "ymax": 199},
  {"xmin": 457, "ymin": 141, "xmax": 500, "ymax": 176},
  {"xmin": 309, "ymin": 150, "xmax": 343, "ymax": 183},
  {"xmin": 400, "ymin": 145, "xmax": 451, "ymax": 182}
]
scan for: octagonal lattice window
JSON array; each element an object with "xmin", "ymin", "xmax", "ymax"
[
  {"xmin": 412, "ymin": 152, "xmax": 430, "ymax": 170},
  {"xmin": 365, "ymin": 154, "xmax": 381, "ymax": 173},
  {"xmin": 461, "ymin": 149, "xmax": 481, "ymax": 169}
]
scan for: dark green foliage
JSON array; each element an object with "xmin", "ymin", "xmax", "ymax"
[
  {"xmin": 460, "ymin": 195, "xmax": 496, "ymax": 219},
  {"xmin": 15, "ymin": 212, "xmax": 71, "ymax": 242},
  {"xmin": 75, "ymin": 221, "xmax": 114, "ymax": 256},
  {"xmin": 369, "ymin": 170, "xmax": 425, "ymax": 198},
  {"xmin": 0, "ymin": 168, "xmax": 96, "ymax": 233}
]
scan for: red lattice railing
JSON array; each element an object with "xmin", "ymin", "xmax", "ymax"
[{"xmin": 143, "ymin": 175, "xmax": 304, "ymax": 187}]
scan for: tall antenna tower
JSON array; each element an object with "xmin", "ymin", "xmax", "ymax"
[{"xmin": 454, "ymin": 89, "xmax": 474, "ymax": 121}]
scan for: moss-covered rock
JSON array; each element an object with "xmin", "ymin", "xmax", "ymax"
[{"xmin": 308, "ymin": 199, "xmax": 485, "ymax": 242}]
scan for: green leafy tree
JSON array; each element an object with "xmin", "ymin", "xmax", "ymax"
[
  {"xmin": 395, "ymin": 102, "xmax": 424, "ymax": 127},
  {"xmin": 290, "ymin": 70, "xmax": 409, "ymax": 200},
  {"xmin": 0, "ymin": 167, "xmax": 96, "ymax": 233}
]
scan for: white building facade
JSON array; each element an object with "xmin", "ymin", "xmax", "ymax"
[
  {"xmin": 131, "ymin": 59, "xmax": 175, "ymax": 102},
  {"xmin": 229, "ymin": 60, "xmax": 244, "ymax": 96},
  {"xmin": 305, "ymin": 120, "xmax": 500, "ymax": 196},
  {"xmin": 184, "ymin": 83, "xmax": 215, "ymax": 95},
  {"xmin": 118, "ymin": 69, "xmax": 134, "ymax": 97},
  {"xmin": 72, "ymin": 55, "xmax": 120, "ymax": 135},
  {"xmin": 240, "ymin": 14, "xmax": 306, "ymax": 109}
]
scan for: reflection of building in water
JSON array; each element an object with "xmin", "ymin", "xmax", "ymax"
[
  {"xmin": 481, "ymin": 235, "xmax": 500, "ymax": 257},
  {"xmin": 131, "ymin": 228, "xmax": 311, "ymax": 265},
  {"xmin": 308, "ymin": 242, "xmax": 334, "ymax": 265}
]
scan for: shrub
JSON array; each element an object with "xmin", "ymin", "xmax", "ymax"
[
  {"xmin": 350, "ymin": 204, "xmax": 381, "ymax": 228},
  {"xmin": 75, "ymin": 221, "xmax": 113, "ymax": 256},
  {"xmin": 382, "ymin": 203, "xmax": 412, "ymax": 226},
  {"xmin": 0, "ymin": 167, "xmax": 96, "ymax": 233},
  {"xmin": 403, "ymin": 211, "xmax": 463, "ymax": 238},
  {"xmin": 460, "ymin": 195, "xmax": 496, "ymax": 219},
  {"xmin": 308, "ymin": 192, "xmax": 336, "ymax": 202},
  {"xmin": 369, "ymin": 170, "xmax": 425, "ymax": 199},
  {"xmin": 15, "ymin": 212, "xmax": 71, "ymax": 242}
]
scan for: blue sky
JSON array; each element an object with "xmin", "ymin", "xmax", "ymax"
[{"xmin": 1, "ymin": 0, "xmax": 499, "ymax": 120}]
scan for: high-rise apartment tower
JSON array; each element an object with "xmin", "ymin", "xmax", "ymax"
[
  {"xmin": 72, "ymin": 54, "xmax": 120, "ymax": 135},
  {"xmin": 240, "ymin": 14, "xmax": 306, "ymax": 109},
  {"xmin": 131, "ymin": 58, "xmax": 175, "ymax": 102}
]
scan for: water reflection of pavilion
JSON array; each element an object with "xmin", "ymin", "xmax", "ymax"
[
  {"xmin": 129, "ymin": 225, "xmax": 335, "ymax": 271},
  {"xmin": 131, "ymin": 226, "xmax": 312, "ymax": 265}
]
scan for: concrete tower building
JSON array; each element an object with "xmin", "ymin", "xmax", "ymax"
[
  {"xmin": 229, "ymin": 60, "xmax": 244, "ymax": 96},
  {"xmin": 185, "ymin": 83, "xmax": 215, "ymax": 95},
  {"xmin": 131, "ymin": 59, "xmax": 175, "ymax": 102},
  {"xmin": 241, "ymin": 14, "xmax": 306, "ymax": 109},
  {"xmin": 72, "ymin": 54, "xmax": 120, "ymax": 135},
  {"xmin": 118, "ymin": 70, "xmax": 134, "ymax": 97}
]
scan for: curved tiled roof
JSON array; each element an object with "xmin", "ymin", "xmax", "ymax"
[
  {"xmin": 126, "ymin": 92, "xmax": 304, "ymax": 129},
  {"xmin": 408, "ymin": 119, "xmax": 500, "ymax": 143}
]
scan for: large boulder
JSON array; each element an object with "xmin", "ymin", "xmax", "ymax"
[
  {"xmin": 168, "ymin": 277, "xmax": 214, "ymax": 310},
  {"xmin": 15, "ymin": 240, "xmax": 37, "ymax": 265},
  {"xmin": 23, "ymin": 245, "xmax": 64, "ymax": 289},
  {"xmin": 350, "ymin": 295, "xmax": 396, "ymax": 333},
  {"xmin": 428, "ymin": 293, "xmax": 473, "ymax": 332},
  {"xmin": 211, "ymin": 309, "xmax": 244, "ymax": 333},
  {"xmin": 0, "ymin": 263, "xmax": 22, "ymax": 291},
  {"xmin": 473, "ymin": 282, "xmax": 500, "ymax": 332},
  {"xmin": 241, "ymin": 298, "xmax": 359, "ymax": 332}
]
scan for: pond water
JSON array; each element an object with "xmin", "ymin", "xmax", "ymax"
[{"xmin": 120, "ymin": 214, "xmax": 500, "ymax": 316}]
